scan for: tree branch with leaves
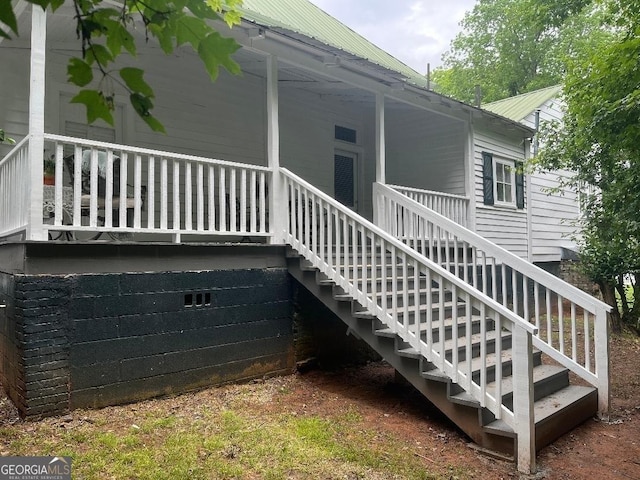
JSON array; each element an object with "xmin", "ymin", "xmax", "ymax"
[
  {"xmin": 535, "ymin": 0, "xmax": 640, "ymax": 333},
  {"xmin": 0, "ymin": 0, "xmax": 243, "ymax": 132}
]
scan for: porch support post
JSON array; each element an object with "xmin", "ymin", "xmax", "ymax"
[
  {"xmin": 266, "ymin": 54, "xmax": 284, "ymax": 243},
  {"xmin": 26, "ymin": 4, "xmax": 47, "ymax": 241},
  {"xmin": 375, "ymin": 93, "xmax": 386, "ymax": 184},
  {"xmin": 465, "ymin": 114, "xmax": 477, "ymax": 230}
]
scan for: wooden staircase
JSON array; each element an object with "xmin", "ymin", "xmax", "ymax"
[
  {"xmin": 280, "ymin": 167, "xmax": 609, "ymax": 473},
  {"xmin": 286, "ymin": 248, "xmax": 598, "ymax": 460}
]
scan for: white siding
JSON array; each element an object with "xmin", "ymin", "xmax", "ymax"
[
  {"xmin": 385, "ymin": 108, "xmax": 466, "ymax": 196},
  {"xmin": 474, "ymin": 127, "xmax": 529, "ymax": 258},
  {"xmin": 44, "ymin": 48, "xmax": 267, "ymax": 166},
  {"xmin": 525, "ymin": 97, "xmax": 581, "ymax": 262},
  {"xmin": 0, "ymin": 46, "xmax": 31, "ymax": 159}
]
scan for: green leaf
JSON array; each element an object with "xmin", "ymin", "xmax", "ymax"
[
  {"xmin": 67, "ymin": 58, "xmax": 94, "ymax": 87},
  {"xmin": 197, "ymin": 32, "xmax": 241, "ymax": 81},
  {"xmin": 141, "ymin": 114, "xmax": 166, "ymax": 133},
  {"xmin": 105, "ymin": 21, "xmax": 136, "ymax": 57},
  {"xmin": 85, "ymin": 44, "xmax": 114, "ymax": 67},
  {"xmin": 49, "ymin": 0, "xmax": 65, "ymax": 11},
  {"xmin": 175, "ymin": 15, "xmax": 209, "ymax": 49},
  {"xmin": 129, "ymin": 93, "xmax": 165, "ymax": 133},
  {"xmin": 148, "ymin": 23, "xmax": 175, "ymax": 54},
  {"xmin": 70, "ymin": 90, "xmax": 114, "ymax": 125},
  {"xmin": 130, "ymin": 92, "xmax": 153, "ymax": 116},
  {"xmin": 120, "ymin": 68, "xmax": 154, "ymax": 97},
  {"xmin": 0, "ymin": 0, "xmax": 18, "ymax": 36}
]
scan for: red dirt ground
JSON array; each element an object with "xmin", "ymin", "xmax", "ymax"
[{"xmin": 0, "ymin": 334, "xmax": 638, "ymax": 479}]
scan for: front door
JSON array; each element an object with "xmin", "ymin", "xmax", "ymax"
[{"xmin": 334, "ymin": 151, "xmax": 358, "ymax": 209}]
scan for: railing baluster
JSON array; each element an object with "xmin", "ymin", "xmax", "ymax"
[
  {"xmin": 147, "ymin": 156, "xmax": 155, "ymax": 229},
  {"xmin": 208, "ymin": 166, "xmax": 215, "ymax": 231},
  {"xmin": 260, "ymin": 171, "xmax": 267, "ymax": 233},
  {"xmin": 250, "ymin": 171, "xmax": 256, "ymax": 233},
  {"xmin": 89, "ymin": 148, "xmax": 99, "ymax": 227},
  {"xmin": 119, "ymin": 152, "xmax": 128, "ymax": 229},
  {"xmin": 412, "ymin": 257, "xmax": 419, "ymax": 346},
  {"xmin": 104, "ymin": 150, "xmax": 114, "ymax": 228},
  {"xmin": 197, "ymin": 163, "xmax": 204, "ymax": 231},
  {"xmin": 451, "ymin": 284, "xmax": 458, "ymax": 382},
  {"xmin": 229, "ymin": 169, "xmax": 236, "ymax": 233},
  {"xmin": 219, "ymin": 167, "xmax": 226, "ymax": 232},
  {"xmin": 546, "ymin": 289, "xmax": 553, "ymax": 346},
  {"xmin": 172, "ymin": 159, "xmax": 180, "ymax": 231},
  {"xmin": 584, "ymin": 311, "xmax": 591, "ymax": 372},
  {"xmin": 402, "ymin": 251, "xmax": 409, "ymax": 335},
  {"xmin": 438, "ymin": 278, "xmax": 445, "ymax": 372},
  {"xmin": 240, "ymin": 170, "xmax": 247, "ymax": 234},
  {"xmin": 160, "ymin": 157, "xmax": 168, "ymax": 230},
  {"xmin": 558, "ymin": 296, "xmax": 564, "ymax": 355},
  {"xmin": 391, "ymin": 246, "xmax": 398, "ymax": 333},
  {"xmin": 185, "ymin": 161, "xmax": 193, "ymax": 231},
  {"xmin": 571, "ymin": 303, "xmax": 577, "ymax": 362},
  {"xmin": 134, "ymin": 153, "xmax": 142, "ymax": 229}
]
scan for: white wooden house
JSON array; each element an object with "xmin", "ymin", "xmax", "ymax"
[
  {"xmin": 483, "ymin": 86, "xmax": 581, "ymax": 264},
  {"xmin": 0, "ymin": 1, "xmax": 610, "ymax": 473}
]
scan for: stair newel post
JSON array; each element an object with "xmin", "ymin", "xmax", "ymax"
[
  {"xmin": 594, "ymin": 306, "xmax": 610, "ymax": 419},
  {"xmin": 512, "ymin": 324, "xmax": 536, "ymax": 474}
]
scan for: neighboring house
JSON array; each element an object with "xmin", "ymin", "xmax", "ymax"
[
  {"xmin": 483, "ymin": 86, "xmax": 582, "ymax": 266},
  {"xmin": 0, "ymin": 2, "xmax": 610, "ymax": 474}
]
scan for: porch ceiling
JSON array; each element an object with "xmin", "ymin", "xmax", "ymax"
[{"xmin": 9, "ymin": 4, "xmax": 532, "ymax": 134}]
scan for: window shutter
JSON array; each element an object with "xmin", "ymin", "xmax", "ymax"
[
  {"xmin": 482, "ymin": 152, "xmax": 494, "ymax": 205},
  {"xmin": 515, "ymin": 162, "xmax": 525, "ymax": 209}
]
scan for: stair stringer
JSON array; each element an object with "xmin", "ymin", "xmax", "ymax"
[{"xmin": 287, "ymin": 254, "xmax": 517, "ymax": 457}]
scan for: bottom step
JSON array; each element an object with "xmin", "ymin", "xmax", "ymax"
[{"xmin": 484, "ymin": 385, "xmax": 597, "ymax": 449}]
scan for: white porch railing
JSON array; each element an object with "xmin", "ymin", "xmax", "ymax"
[
  {"xmin": 38, "ymin": 134, "xmax": 271, "ymax": 241},
  {"xmin": 282, "ymin": 168, "xmax": 539, "ymax": 472},
  {"xmin": 374, "ymin": 182, "xmax": 611, "ymax": 415},
  {"xmin": 388, "ymin": 184, "xmax": 469, "ymax": 227},
  {"xmin": 0, "ymin": 137, "xmax": 30, "ymax": 237}
]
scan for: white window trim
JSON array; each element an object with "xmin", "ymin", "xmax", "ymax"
[{"xmin": 494, "ymin": 158, "xmax": 517, "ymax": 207}]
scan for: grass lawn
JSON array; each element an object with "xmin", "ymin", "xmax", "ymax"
[{"xmin": 0, "ymin": 368, "xmax": 474, "ymax": 480}]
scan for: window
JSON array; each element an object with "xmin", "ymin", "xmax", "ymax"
[
  {"xmin": 495, "ymin": 160, "xmax": 514, "ymax": 204},
  {"xmin": 335, "ymin": 125, "xmax": 357, "ymax": 144},
  {"xmin": 482, "ymin": 152, "xmax": 525, "ymax": 209}
]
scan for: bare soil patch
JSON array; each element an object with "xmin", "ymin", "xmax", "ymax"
[{"xmin": 0, "ymin": 334, "xmax": 638, "ymax": 479}]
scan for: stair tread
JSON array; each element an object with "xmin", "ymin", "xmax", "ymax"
[
  {"xmin": 432, "ymin": 329, "xmax": 510, "ymax": 352},
  {"xmin": 397, "ymin": 346, "xmax": 421, "ymax": 359},
  {"xmin": 374, "ymin": 327, "xmax": 396, "ymax": 338},
  {"xmin": 449, "ymin": 390, "xmax": 479, "ymax": 407},
  {"xmin": 534, "ymin": 385, "xmax": 596, "ymax": 423},
  {"xmin": 485, "ymin": 364, "xmax": 567, "ymax": 397},
  {"xmin": 484, "ymin": 384, "xmax": 597, "ymax": 437}
]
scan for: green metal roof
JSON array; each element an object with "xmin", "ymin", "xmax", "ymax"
[
  {"xmin": 237, "ymin": 0, "xmax": 429, "ymax": 88},
  {"xmin": 482, "ymin": 85, "xmax": 562, "ymax": 122}
]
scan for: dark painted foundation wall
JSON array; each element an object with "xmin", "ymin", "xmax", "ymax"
[{"xmin": 0, "ymin": 243, "xmax": 296, "ymax": 418}]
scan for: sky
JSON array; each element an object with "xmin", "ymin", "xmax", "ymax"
[{"xmin": 307, "ymin": 0, "xmax": 477, "ymax": 74}]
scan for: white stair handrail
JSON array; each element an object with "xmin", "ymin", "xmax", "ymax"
[{"xmin": 375, "ymin": 182, "xmax": 610, "ymax": 416}]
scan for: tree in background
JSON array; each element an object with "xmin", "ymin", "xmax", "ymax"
[
  {"xmin": 536, "ymin": 0, "xmax": 640, "ymax": 333},
  {"xmin": 433, "ymin": 0, "xmax": 597, "ymax": 103},
  {"xmin": 0, "ymin": 0, "xmax": 243, "ymax": 132}
]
